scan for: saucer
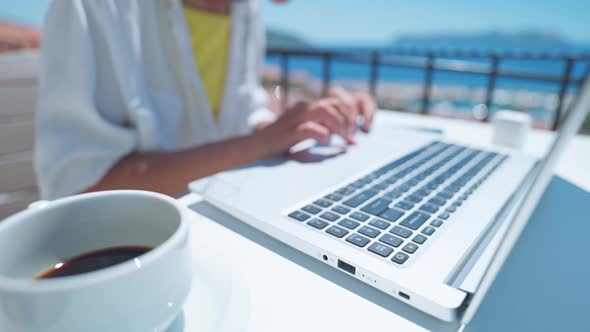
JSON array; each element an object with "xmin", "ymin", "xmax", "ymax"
[{"xmin": 165, "ymin": 244, "xmax": 251, "ymax": 331}]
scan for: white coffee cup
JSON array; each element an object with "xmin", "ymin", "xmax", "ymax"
[
  {"xmin": 492, "ymin": 110, "xmax": 532, "ymax": 150},
  {"xmin": 0, "ymin": 190, "xmax": 192, "ymax": 332}
]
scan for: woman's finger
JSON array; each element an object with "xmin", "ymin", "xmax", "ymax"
[
  {"xmin": 309, "ymin": 101, "xmax": 356, "ymax": 144},
  {"xmin": 296, "ymin": 121, "xmax": 331, "ymax": 145},
  {"xmin": 306, "ymin": 100, "xmax": 344, "ymax": 132},
  {"xmin": 328, "ymin": 87, "xmax": 358, "ymax": 133},
  {"xmin": 355, "ymin": 92, "xmax": 376, "ymax": 132}
]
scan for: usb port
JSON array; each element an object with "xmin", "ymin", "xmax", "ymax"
[
  {"xmin": 399, "ymin": 291, "xmax": 410, "ymax": 300},
  {"xmin": 337, "ymin": 259, "xmax": 356, "ymax": 275}
]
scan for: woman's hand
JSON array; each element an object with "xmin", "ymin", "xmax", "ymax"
[
  {"xmin": 253, "ymin": 90, "xmax": 377, "ymax": 157},
  {"xmin": 327, "ymin": 86, "xmax": 377, "ymax": 134}
]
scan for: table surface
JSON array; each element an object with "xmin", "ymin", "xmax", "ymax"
[{"xmin": 172, "ymin": 111, "xmax": 590, "ymax": 332}]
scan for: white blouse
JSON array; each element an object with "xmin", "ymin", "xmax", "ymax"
[{"xmin": 35, "ymin": 0, "xmax": 275, "ymax": 199}]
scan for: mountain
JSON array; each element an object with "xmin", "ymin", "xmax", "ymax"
[
  {"xmin": 391, "ymin": 30, "xmax": 577, "ymax": 51},
  {"xmin": 266, "ymin": 28, "xmax": 311, "ymax": 49}
]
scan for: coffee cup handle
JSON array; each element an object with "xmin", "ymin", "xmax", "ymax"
[{"xmin": 28, "ymin": 200, "xmax": 50, "ymax": 210}]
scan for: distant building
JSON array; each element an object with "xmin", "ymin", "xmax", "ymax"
[{"xmin": 0, "ymin": 21, "xmax": 41, "ymax": 53}]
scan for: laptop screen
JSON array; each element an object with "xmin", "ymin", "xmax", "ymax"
[{"xmin": 460, "ymin": 75, "xmax": 590, "ymax": 328}]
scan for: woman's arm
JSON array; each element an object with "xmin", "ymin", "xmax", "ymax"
[
  {"xmin": 84, "ymin": 99, "xmax": 348, "ymax": 196},
  {"xmin": 84, "ymin": 133, "xmax": 266, "ymax": 196}
]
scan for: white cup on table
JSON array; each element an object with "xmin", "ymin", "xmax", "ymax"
[
  {"xmin": 0, "ymin": 190, "xmax": 192, "ymax": 332},
  {"xmin": 492, "ymin": 110, "xmax": 532, "ymax": 150}
]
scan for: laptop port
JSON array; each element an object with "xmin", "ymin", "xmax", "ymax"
[
  {"xmin": 337, "ymin": 259, "xmax": 356, "ymax": 275},
  {"xmin": 399, "ymin": 291, "xmax": 410, "ymax": 300}
]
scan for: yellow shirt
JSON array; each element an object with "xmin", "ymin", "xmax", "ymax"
[{"xmin": 183, "ymin": 6, "xmax": 231, "ymax": 118}]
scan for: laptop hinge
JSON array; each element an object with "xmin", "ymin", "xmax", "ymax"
[{"xmin": 450, "ymin": 161, "xmax": 540, "ymax": 293}]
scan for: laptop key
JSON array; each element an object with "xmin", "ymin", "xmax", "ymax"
[
  {"xmin": 337, "ymin": 187, "xmax": 357, "ymax": 196},
  {"xmin": 379, "ymin": 208, "xmax": 405, "ymax": 222},
  {"xmin": 326, "ymin": 225, "xmax": 349, "ymax": 238},
  {"xmin": 384, "ymin": 190, "xmax": 402, "ymax": 199},
  {"xmin": 307, "ymin": 219, "xmax": 329, "ymax": 230},
  {"xmin": 410, "ymin": 191, "xmax": 424, "ymax": 200},
  {"xmin": 428, "ymin": 197, "xmax": 446, "ymax": 206},
  {"xmin": 368, "ymin": 242, "xmax": 394, "ymax": 257},
  {"xmin": 445, "ymin": 205, "xmax": 457, "ymax": 213},
  {"xmin": 379, "ymin": 234, "xmax": 403, "ymax": 247},
  {"xmin": 325, "ymin": 194, "xmax": 343, "ymax": 202},
  {"xmin": 390, "ymin": 226, "xmax": 413, "ymax": 238},
  {"xmin": 358, "ymin": 226, "xmax": 381, "ymax": 238},
  {"xmin": 331, "ymin": 205, "xmax": 351, "ymax": 214},
  {"xmin": 302, "ymin": 205, "xmax": 321, "ymax": 215},
  {"xmin": 397, "ymin": 184, "xmax": 411, "ymax": 193},
  {"xmin": 402, "ymin": 243, "xmax": 419, "ymax": 254},
  {"xmin": 320, "ymin": 212, "xmax": 340, "ymax": 222},
  {"xmin": 338, "ymin": 218, "xmax": 360, "ymax": 230},
  {"xmin": 343, "ymin": 189, "xmax": 378, "ymax": 208},
  {"xmin": 346, "ymin": 234, "xmax": 370, "ymax": 248},
  {"xmin": 358, "ymin": 177, "xmax": 372, "ymax": 184},
  {"xmin": 350, "ymin": 212, "xmax": 370, "ymax": 222},
  {"xmin": 417, "ymin": 188, "xmax": 432, "ymax": 197},
  {"xmin": 430, "ymin": 219, "xmax": 443, "ymax": 227},
  {"xmin": 288, "ymin": 211, "xmax": 311, "ymax": 222},
  {"xmin": 361, "ymin": 198, "xmax": 392, "ymax": 216},
  {"xmin": 419, "ymin": 204, "xmax": 439, "ymax": 214},
  {"xmin": 314, "ymin": 199, "xmax": 332, "ymax": 208},
  {"xmin": 400, "ymin": 211, "xmax": 430, "ymax": 230},
  {"xmin": 412, "ymin": 234, "xmax": 427, "ymax": 244},
  {"xmin": 447, "ymin": 184, "xmax": 462, "ymax": 193},
  {"xmin": 438, "ymin": 191, "xmax": 453, "ymax": 200},
  {"xmin": 395, "ymin": 201, "xmax": 414, "ymax": 211},
  {"xmin": 350, "ymin": 180, "xmax": 367, "ymax": 189},
  {"xmin": 406, "ymin": 195, "xmax": 423, "ymax": 203},
  {"xmin": 438, "ymin": 212, "xmax": 451, "ymax": 220},
  {"xmin": 385, "ymin": 176, "xmax": 399, "ymax": 184},
  {"xmin": 369, "ymin": 218, "xmax": 391, "ymax": 230},
  {"xmin": 421, "ymin": 226, "xmax": 436, "ymax": 236},
  {"xmin": 374, "ymin": 181, "xmax": 390, "ymax": 190},
  {"xmin": 391, "ymin": 252, "xmax": 409, "ymax": 264},
  {"xmin": 426, "ymin": 182, "xmax": 439, "ymax": 190}
]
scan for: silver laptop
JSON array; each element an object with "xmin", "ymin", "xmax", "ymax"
[{"xmin": 190, "ymin": 77, "xmax": 590, "ymax": 324}]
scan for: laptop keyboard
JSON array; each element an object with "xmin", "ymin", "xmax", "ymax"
[{"xmin": 287, "ymin": 141, "xmax": 508, "ymax": 266}]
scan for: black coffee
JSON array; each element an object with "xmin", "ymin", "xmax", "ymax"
[{"xmin": 36, "ymin": 246, "xmax": 152, "ymax": 280}]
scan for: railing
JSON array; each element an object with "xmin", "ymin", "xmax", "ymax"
[{"xmin": 267, "ymin": 48, "xmax": 590, "ymax": 130}]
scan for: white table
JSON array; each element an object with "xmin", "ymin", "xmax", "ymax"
[{"xmin": 172, "ymin": 111, "xmax": 590, "ymax": 332}]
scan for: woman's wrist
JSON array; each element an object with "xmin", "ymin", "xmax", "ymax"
[{"xmin": 248, "ymin": 129, "xmax": 276, "ymax": 160}]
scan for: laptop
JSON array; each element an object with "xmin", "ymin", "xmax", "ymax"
[{"xmin": 190, "ymin": 76, "xmax": 590, "ymax": 324}]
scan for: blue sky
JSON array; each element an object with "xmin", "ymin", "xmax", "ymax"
[{"xmin": 2, "ymin": 0, "xmax": 588, "ymax": 46}]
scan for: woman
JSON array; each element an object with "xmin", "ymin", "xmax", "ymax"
[{"xmin": 35, "ymin": 0, "xmax": 375, "ymax": 199}]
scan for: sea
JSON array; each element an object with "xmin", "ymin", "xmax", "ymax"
[
  {"xmin": 265, "ymin": 45, "xmax": 590, "ymax": 92},
  {"xmin": 265, "ymin": 45, "xmax": 590, "ymax": 125}
]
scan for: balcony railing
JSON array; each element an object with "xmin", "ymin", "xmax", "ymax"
[{"xmin": 266, "ymin": 48, "xmax": 590, "ymax": 130}]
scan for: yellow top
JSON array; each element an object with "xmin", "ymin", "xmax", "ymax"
[{"xmin": 183, "ymin": 6, "xmax": 231, "ymax": 117}]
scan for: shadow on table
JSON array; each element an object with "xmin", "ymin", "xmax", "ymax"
[
  {"xmin": 190, "ymin": 175, "xmax": 589, "ymax": 332},
  {"xmin": 166, "ymin": 312, "xmax": 185, "ymax": 332},
  {"xmin": 467, "ymin": 176, "xmax": 590, "ymax": 331}
]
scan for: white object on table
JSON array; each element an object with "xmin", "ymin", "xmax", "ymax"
[
  {"xmin": 0, "ymin": 191, "xmax": 191, "ymax": 332},
  {"xmin": 176, "ymin": 111, "xmax": 590, "ymax": 332},
  {"xmin": 492, "ymin": 110, "xmax": 532, "ymax": 150}
]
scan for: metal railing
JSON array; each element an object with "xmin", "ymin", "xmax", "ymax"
[{"xmin": 267, "ymin": 48, "xmax": 590, "ymax": 130}]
